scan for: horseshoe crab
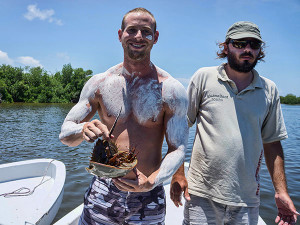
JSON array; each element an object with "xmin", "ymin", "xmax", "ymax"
[{"xmin": 86, "ymin": 108, "xmax": 138, "ymax": 178}]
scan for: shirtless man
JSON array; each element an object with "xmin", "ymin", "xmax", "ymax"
[{"xmin": 59, "ymin": 8, "xmax": 188, "ymax": 224}]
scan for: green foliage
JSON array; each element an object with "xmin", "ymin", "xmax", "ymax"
[
  {"xmin": 0, "ymin": 79, "xmax": 13, "ymax": 102},
  {"xmin": 0, "ymin": 64, "xmax": 92, "ymax": 103},
  {"xmin": 280, "ymin": 94, "xmax": 300, "ymax": 105}
]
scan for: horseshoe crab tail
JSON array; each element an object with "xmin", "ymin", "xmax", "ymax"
[{"xmin": 109, "ymin": 107, "xmax": 122, "ymax": 137}]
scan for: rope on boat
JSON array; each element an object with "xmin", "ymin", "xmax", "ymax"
[{"xmin": 0, "ymin": 159, "xmax": 55, "ymax": 198}]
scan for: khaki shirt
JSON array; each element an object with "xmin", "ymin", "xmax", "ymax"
[{"xmin": 187, "ymin": 64, "xmax": 287, "ymax": 206}]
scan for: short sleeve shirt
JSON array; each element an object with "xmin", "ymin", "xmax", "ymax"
[{"xmin": 187, "ymin": 64, "xmax": 287, "ymax": 207}]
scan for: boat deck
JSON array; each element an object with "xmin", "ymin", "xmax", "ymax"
[
  {"xmin": 54, "ymin": 162, "xmax": 266, "ymax": 225},
  {"xmin": 0, "ymin": 159, "xmax": 66, "ymax": 225},
  {"xmin": 0, "ymin": 176, "xmax": 54, "ymax": 224},
  {"xmin": 54, "ymin": 182, "xmax": 266, "ymax": 225}
]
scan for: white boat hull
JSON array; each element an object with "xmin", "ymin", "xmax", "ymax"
[{"xmin": 0, "ymin": 159, "xmax": 66, "ymax": 225}]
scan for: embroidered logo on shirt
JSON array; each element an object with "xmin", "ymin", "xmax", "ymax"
[{"xmin": 207, "ymin": 94, "xmax": 229, "ymax": 102}]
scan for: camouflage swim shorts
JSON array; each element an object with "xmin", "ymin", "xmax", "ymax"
[{"xmin": 79, "ymin": 176, "xmax": 166, "ymax": 225}]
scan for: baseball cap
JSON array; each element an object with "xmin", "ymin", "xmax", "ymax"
[{"xmin": 226, "ymin": 21, "xmax": 262, "ymax": 41}]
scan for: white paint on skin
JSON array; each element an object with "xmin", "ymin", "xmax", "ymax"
[
  {"xmin": 154, "ymin": 145, "xmax": 186, "ymax": 186},
  {"xmin": 79, "ymin": 73, "xmax": 105, "ymax": 101},
  {"xmin": 163, "ymin": 77, "xmax": 189, "ymax": 147},
  {"xmin": 166, "ymin": 114, "xmax": 189, "ymax": 147},
  {"xmin": 129, "ymin": 77, "xmax": 162, "ymax": 124},
  {"xmin": 59, "ymin": 100, "xmax": 91, "ymax": 140},
  {"xmin": 162, "ymin": 77, "xmax": 188, "ymax": 117},
  {"xmin": 153, "ymin": 116, "xmax": 188, "ymax": 187},
  {"xmin": 146, "ymin": 35, "xmax": 153, "ymax": 40},
  {"xmin": 119, "ymin": 65, "xmax": 142, "ymax": 77},
  {"xmin": 59, "ymin": 73, "xmax": 105, "ymax": 140},
  {"xmin": 120, "ymin": 66, "xmax": 132, "ymax": 77},
  {"xmin": 60, "ymin": 63, "xmax": 189, "ymax": 187},
  {"xmin": 59, "ymin": 121, "xmax": 86, "ymax": 140},
  {"xmin": 132, "ymin": 71, "xmax": 142, "ymax": 76},
  {"xmin": 156, "ymin": 66, "xmax": 169, "ymax": 78},
  {"xmin": 152, "ymin": 75, "xmax": 189, "ymax": 187},
  {"xmin": 101, "ymin": 74, "xmax": 130, "ymax": 117},
  {"xmin": 97, "ymin": 64, "xmax": 166, "ymax": 124}
]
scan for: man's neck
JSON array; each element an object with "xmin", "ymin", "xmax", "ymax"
[
  {"xmin": 122, "ymin": 58, "xmax": 155, "ymax": 78},
  {"xmin": 225, "ymin": 63, "xmax": 254, "ymax": 92}
]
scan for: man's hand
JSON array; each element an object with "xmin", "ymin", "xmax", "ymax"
[
  {"xmin": 112, "ymin": 168, "xmax": 154, "ymax": 192},
  {"xmin": 82, "ymin": 119, "xmax": 112, "ymax": 142},
  {"xmin": 170, "ymin": 174, "xmax": 190, "ymax": 207},
  {"xmin": 264, "ymin": 142, "xmax": 299, "ymax": 225},
  {"xmin": 274, "ymin": 192, "xmax": 299, "ymax": 225}
]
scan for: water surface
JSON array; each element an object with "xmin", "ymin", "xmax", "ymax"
[{"xmin": 0, "ymin": 103, "xmax": 299, "ymax": 224}]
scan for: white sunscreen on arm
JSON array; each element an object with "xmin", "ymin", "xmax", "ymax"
[{"xmin": 153, "ymin": 76, "xmax": 189, "ymax": 187}]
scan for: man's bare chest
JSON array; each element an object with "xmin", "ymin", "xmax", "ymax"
[{"xmin": 99, "ymin": 75, "xmax": 165, "ymax": 124}]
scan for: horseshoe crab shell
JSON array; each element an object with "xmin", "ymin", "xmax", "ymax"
[
  {"xmin": 85, "ymin": 107, "xmax": 138, "ymax": 178},
  {"xmin": 86, "ymin": 152, "xmax": 137, "ymax": 178}
]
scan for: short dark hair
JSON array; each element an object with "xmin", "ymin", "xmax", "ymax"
[
  {"xmin": 216, "ymin": 39, "xmax": 266, "ymax": 62},
  {"xmin": 121, "ymin": 8, "xmax": 156, "ymax": 32}
]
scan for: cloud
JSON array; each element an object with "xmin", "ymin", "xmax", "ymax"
[
  {"xmin": 24, "ymin": 4, "xmax": 63, "ymax": 26},
  {"xmin": 56, "ymin": 52, "xmax": 70, "ymax": 62},
  {"xmin": 0, "ymin": 50, "xmax": 14, "ymax": 65},
  {"xmin": 17, "ymin": 56, "xmax": 43, "ymax": 67},
  {"xmin": 0, "ymin": 49, "xmax": 43, "ymax": 68}
]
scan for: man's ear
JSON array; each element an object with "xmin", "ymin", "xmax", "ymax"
[
  {"xmin": 118, "ymin": 29, "xmax": 123, "ymax": 42},
  {"xmin": 153, "ymin": 31, "xmax": 159, "ymax": 44}
]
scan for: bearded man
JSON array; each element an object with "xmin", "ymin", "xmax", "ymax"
[{"xmin": 170, "ymin": 21, "xmax": 298, "ymax": 225}]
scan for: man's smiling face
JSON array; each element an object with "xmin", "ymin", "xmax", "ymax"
[{"xmin": 118, "ymin": 12, "xmax": 158, "ymax": 61}]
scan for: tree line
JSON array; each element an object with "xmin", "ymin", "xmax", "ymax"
[
  {"xmin": 0, "ymin": 64, "xmax": 92, "ymax": 103},
  {"xmin": 280, "ymin": 94, "xmax": 300, "ymax": 105},
  {"xmin": 0, "ymin": 63, "xmax": 299, "ymax": 104}
]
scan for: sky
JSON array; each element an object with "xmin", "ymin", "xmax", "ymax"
[{"xmin": 0, "ymin": 0, "xmax": 299, "ymax": 96}]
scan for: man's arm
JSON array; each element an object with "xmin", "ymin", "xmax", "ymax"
[
  {"xmin": 59, "ymin": 100, "xmax": 96, "ymax": 146},
  {"xmin": 170, "ymin": 75, "xmax": 200, "ymax": 206},
  {"xmin": 59, "ymin": 74, "xmax": 110, "ymax": 147},
  {"xmin": 170, "ymin": 163, "xmax": 190, "ymax": 207},
  {"xmin": 151, "ymin": 106, "xmax": 189, "ymax": 187},
  {"xmin": 264, "ymin": 141, "xmax": 298, "ymax": 225}
]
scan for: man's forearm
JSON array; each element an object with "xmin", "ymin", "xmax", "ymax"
[
  {"xmin": 59, "ymin": 121, "xmax": 86, "ymax": 147},
  {"xmin": 152, "ymin": 145, "xmax": 185, "ymax": 188},
  {"xmin": 173, "ymin": 163, "xmax": 185, "ymax": 178},
  {"xmin": 264, "ymin": 141, "xmax": 288, "ymax": 194},
  {"xmin": 59, "ymin": 99, "xmax": 94, "ymax": 147}
]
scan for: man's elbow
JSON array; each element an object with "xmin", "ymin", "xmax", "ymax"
[{"xmin": 59, "ymin": 133, "xmax": 81, "ymax": 147}]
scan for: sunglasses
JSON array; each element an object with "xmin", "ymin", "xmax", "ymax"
[{"xmin": 229, "ymin": 39, "xmax": 262, "ymax": 50}]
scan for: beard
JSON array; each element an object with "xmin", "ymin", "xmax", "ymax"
[
  {"xmin": 227, "ymin": 49, "xmax": 259, "ymax": 73},
  {"xmin": 125, "ymin": 41, "xmax": 153, "ymax": 61},
  {"xmin": 127, "ymin": 47, "xmax": 146, "ymax": 61}
]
